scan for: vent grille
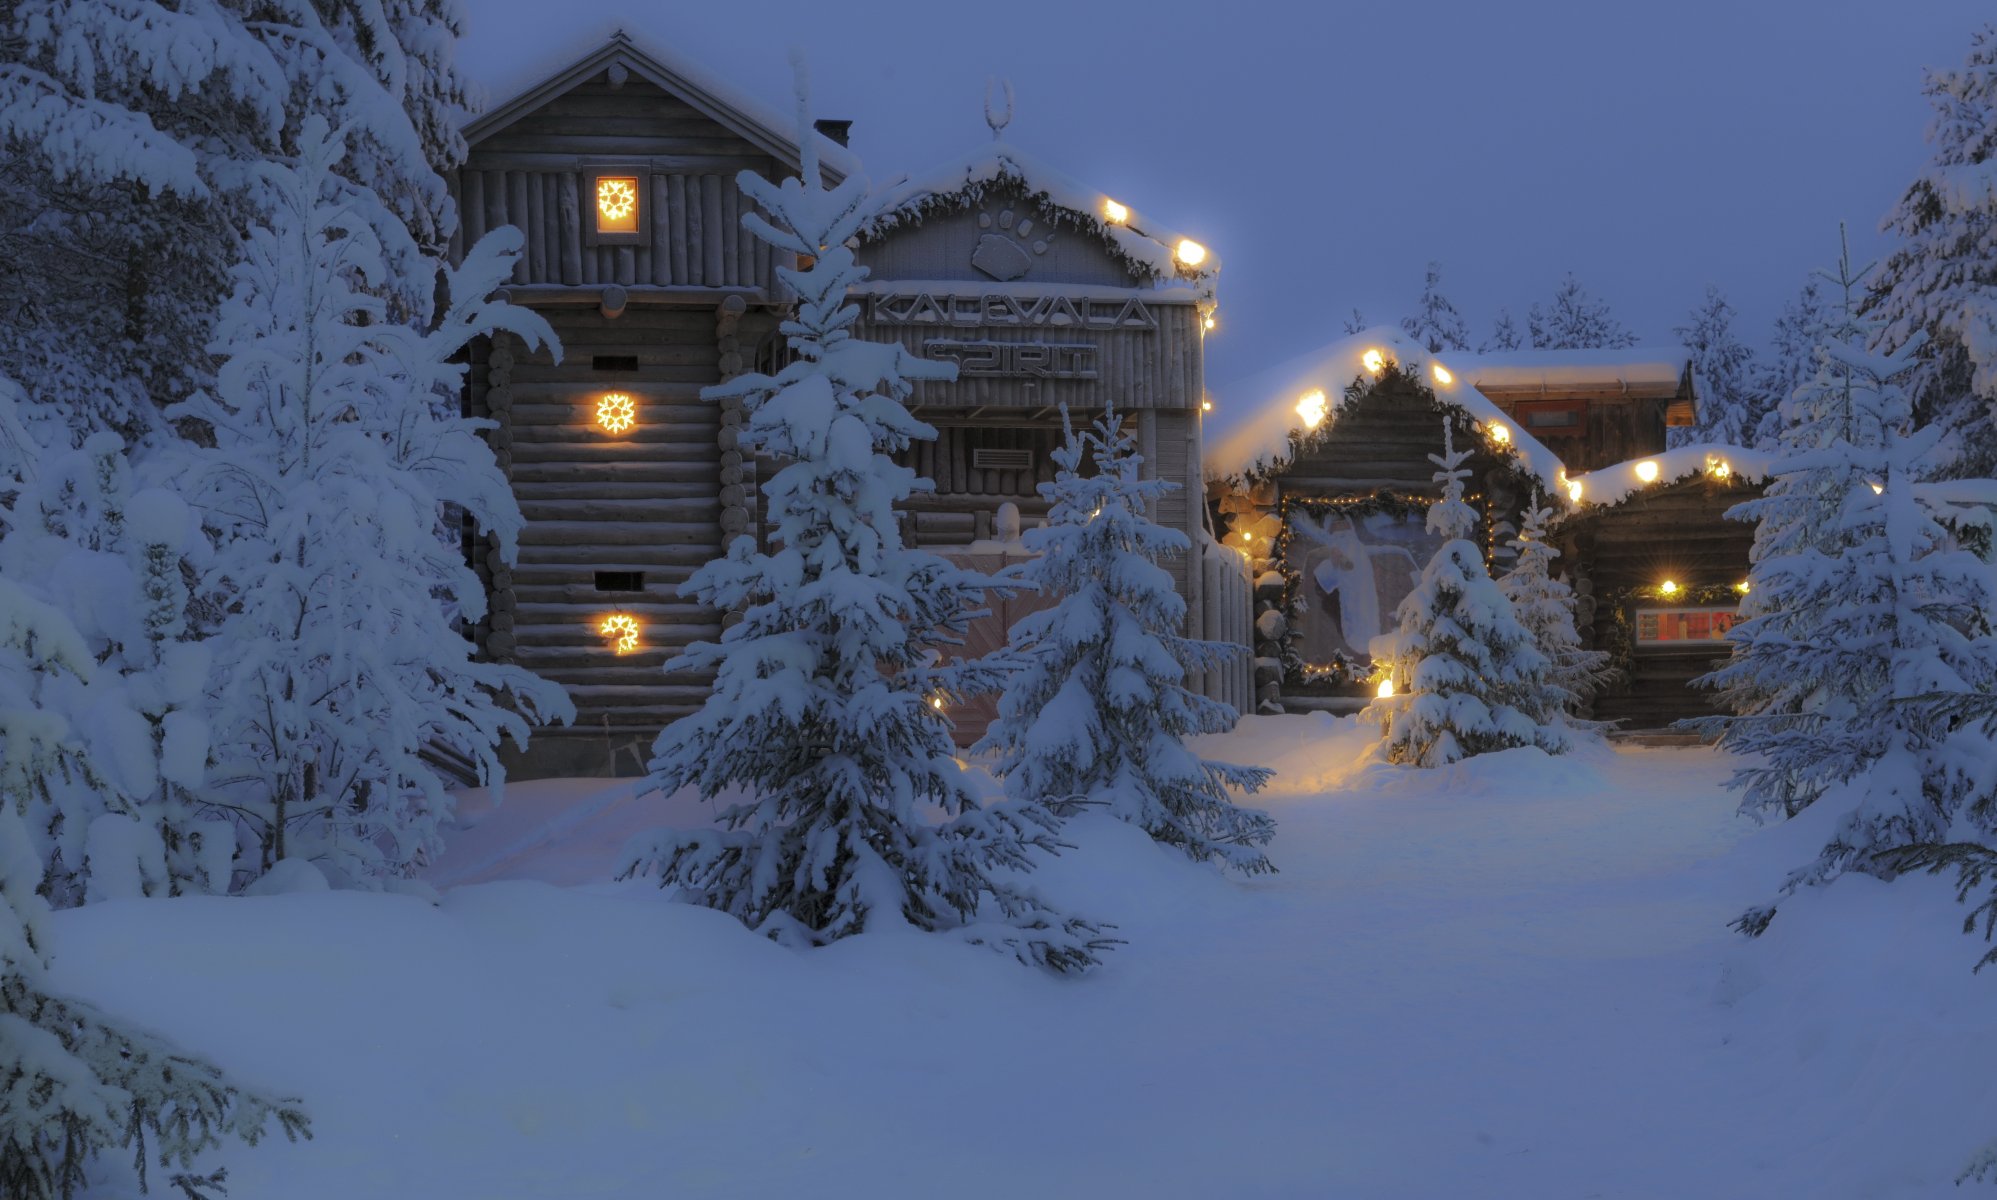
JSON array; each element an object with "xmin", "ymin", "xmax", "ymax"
[
  {"xmin": 593, "ymin": 571, "xmax": 645, "ymax": 592},
  {"xmin": 591, "ymin": 354, "xmax": 639, "ymax": 372},
  {"xmin": 971, "ymin": 448, "xmax": 1034, "ymax": 471}
]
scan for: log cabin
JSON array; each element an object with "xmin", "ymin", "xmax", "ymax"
[
  {"xmin": 1204, "ymin": 329, "xmax": 1761, "ymax": 728},
  {"xmin": 452, "ymin": 33, "xmax": 1252, "ymax": 776}
]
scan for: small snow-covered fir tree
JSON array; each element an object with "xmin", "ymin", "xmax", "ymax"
[
  {"xmin": 1670, "ymin": 286, "xmax": 1766, "ymax": 448},
  {"xmin": 172, "ymin": 119, "xmax": 571, "ymax": 887},
  {"xmin": 1401, "ymin": 261, "xmax": 1470, "ymax": 353},
  {"xmin": 975, "ymin": 405, "xmax": 1276, "ymax": 874},
  {"xmin": 1371, "ymin": 423, "xmax": 1565, "ymax": 765},
  {"xmin": 1480, "ymin": 308, "xmax": 1523, "ymax": 353},
  {"xmin": 621, "ymin": 57, "xmax": 1107, "ymax": 971},
  {"xmin": 1754, "ymin": 278, "xmax": 1829, "ymax": 448},
  {"xmin": 1527, "ymin": 274, "xmax": 1639, "ymax": 350},
  {"xmin": 0, "ymin": 553, "xmax": 308, "ymax": 1200},
  {"xmin": 1496, "ymin": 494, "xmax": 1613, "ymax": 720}
]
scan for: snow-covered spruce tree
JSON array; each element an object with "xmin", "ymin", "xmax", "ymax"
[
  {"xmin": 171, "ymin": 118, "xmax": 571, "ymax": 888},
  {"xmin": 1669, "ymin": 286, "xmax": 1765, "ymax": 449},
  {"xmin": 1401, "ymin": 261, "xmax": 1470, "ymax": 353},
  {"xmin": 1753, "ymin": 278, "xmax": 1829, "ymax": 448},
  {"xmin": 0, "ymin": 562, "xmax": 309, "ymax": 1200},
  {"xmin": 1370, "ymin": 423, "xmax": 1565, "ymax": 765},
  {"xmin": 1497, "ymin": 494, "xmax": 1613, "ymax": 721},
  {"xmin": 1527, "ymin": 274, "xmax": 1639, "ymax": 350},
  {"xmin": 975, "ymin": 405, "xmax": 1275, "ymax": 874},
  {"xmin": 1480, "ymin": 308, "xmax": 1523, "ymax": 353},
  {"xmin": 0, "ymin": 0, "xmax": 476, "ymax": 440},
  {"xmin": 620, "ymin": 58, "xmax": 1108, "ymax": 972}
]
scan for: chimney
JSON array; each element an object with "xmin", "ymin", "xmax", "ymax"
[{"xmin": 813, "ymin": 119, "xmax": 853, "ymax": 147}]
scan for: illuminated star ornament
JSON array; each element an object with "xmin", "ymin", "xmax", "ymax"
[
  {"xmin": 599, "ymin": 613, "xmax": 641, "ymax": 655},
  {"xmin": 596, "ymin": 177, "xmax": 638, "ymax": 222},
  {"xmin": 596, "ymin": 392, "xmax": 636, "ymax": 435}
]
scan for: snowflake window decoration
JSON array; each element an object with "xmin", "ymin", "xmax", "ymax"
[
  {"xmin": 599, "ymin": 613, "xmax": 641, "ymax": 655},
  {"xmin": 595, "ymin": 392, "xmax": 636, "ymax": 435},
  {"xmin": 595, "ymin": 177, "xmax": 639, "ymax": 233}
]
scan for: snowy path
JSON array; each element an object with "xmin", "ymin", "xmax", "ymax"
[{"xmin": 49, "ymin": 716, "xmax": 1997, "ymax": 1199}]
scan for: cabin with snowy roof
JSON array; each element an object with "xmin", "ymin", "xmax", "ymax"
[
  {"xmin": 1206, "ymin": 330, "xmax": 1760, "ymax": 728},
  {"xmin": 452, "ymin": 35, "xmax": 1253, "ymax": 774}
]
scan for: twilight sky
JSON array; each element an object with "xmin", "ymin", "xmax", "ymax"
[{"xmin": 462, "ymin": 0, "xmax": 1989, "ymax": 423}]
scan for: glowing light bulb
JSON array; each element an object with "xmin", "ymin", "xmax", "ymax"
[
  {"xmin": 595, "ymin": 392, "xmax": 636, "ymax": 435},
  {"xmin": 1201, "ymin": 398, "xmax": 1213, "ymax": 412},
  {"xmin": 1361, "ymin": 348, "xmax": 1386, "ymax": 374},
  {"xmin": 1735, "ymin": 580, "xmax": 1751, "ymax": 594},
  {"xmin": 598, "ymin": 613, "xmax": 641, "ymax": 655},
  {"xmin": 1708, "ymin": 457, "xmax": 1731, "ymax": 479},
  {"xmin": 1659, "ymin": 579, "xmax": 1679, "ymax": 596},
  {"xmin": 1203, "ymin": 313, "xmax": 1216, "ymax": 332},
  {"xmin": 1432, "ymin": 362, "xmax": 1454, "ymax": 385},
  {"xmin": 930, "ymin": 695, "xmax": 945, "ymax": 711},
  {"xmin": 1175, "ymin": 238, "xmax": 1207, "ymax": 267},
  {"xmin": 1103, "ymin": 198, "xmax": 1129, "ymax": 224},
  {"xmin": 1870, "ymin": 480, "xmax": 1884, "ymax": 494},
  {"xmin": 1376, "ymin": 677, "xmax": 1395, "ymax": 699},
  {"xmin": 1567, "ymin": 479, "xmax": 1584, "ymax": 503},
  {"xmin": 1296, "ymin": 389, "xmax": 1329, "ymax": 429},
  {"xmin": 1634, "ymin": 460, "xmax": 1661, "ymax": 483},
  {"xmin": 1487, "ymin": 422, "xmax": 1510, "ymax": 445}
]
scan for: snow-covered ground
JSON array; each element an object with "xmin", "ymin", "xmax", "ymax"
[{"xmin": 48, "ymin": 716, "xmax": 1997, "ymax": 1198}]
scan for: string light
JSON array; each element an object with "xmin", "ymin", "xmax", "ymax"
[
  {"xmin": 596, "ymin": 392, "xmax": 636, "ymax": 434},
  {"xmin": 1432, "ymin": 362, "xmax": 1454, "ymax": 385},
  {"xmin": 1708, "ymin": 456, "xmax": 1731, "ymax": 479},
  {"xmin": 1634, "ymin": 460, "xmax": 1660, "ymax": 483},
  {"xmin": 1176, "ymin": 238, "xmax": 1207, "ymax": 266},
  {"xmin": 1296, "ymin": 389, "xmax": 1329, "ymax": 429},
  {"xmin": 1204, "ymin": 313, "xmax": 1217, "ymax": 332},
  {"xmin": 1103, "ymin": 198, "xmax": 1129, "ymax": 223},
  {"xmin": 1735, "ymin": 581, "xmax": 1751, "ymax": 594},
  {"xmin": 1567, "ymin": 478, "xmax": 1584, "ymax": 503},
  {"xmin": 1659, "ymin": 579, "xmax": 1679, "ymax": 596},
  {"xmin": 1869, "ymin": 480, "xmax": 1884, "ymax": 494},
  {"xmin": 1487, "ymin": 422, "xmax": 1510, "ymax": 445},
  {"xmin": 1361, "ymin": 348, "xmax": 1387, "ymax": 374},
  {"xmin": 1201, "ymin": 398, "xmax": 1213, "ymax": 412},
  {"xmin": 598, "ymin": 613, "xmax": 641, "ymax": 655},
  {"xmin": 1376, "ymin": 677, "xmax": 1395, "ymax": 699}
]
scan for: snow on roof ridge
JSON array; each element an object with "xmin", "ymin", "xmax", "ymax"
[
  {"xmin": 859, "ymin": 140, "xmax": 1219, "ymax": 299},
  {"xmin": 1203, "ymin": 327, "xmax": 1568, "ymax": 498},
  {"xmin": 465, "ymin": 25, "xmax": 859, "ymax": 178},
  {"xmin": 1566, "ymin": 441, "xmax": 1775, "ymax": 511}
]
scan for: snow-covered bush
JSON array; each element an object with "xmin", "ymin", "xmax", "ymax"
[
  {"xmin": 171, "ymin": 118, "xmax": 571, "ymax": 889},
  {"xmin": 621, "ymin": 58, "xmax": 1108, "ymax": 972},
  {"xmin": 1370, "ymin": 423, "xmax": 1564, "ymax": 766},
  {"xmin": 975, "ymin": 405, "xmax": 1275, "ymax": 874},
  {"xmin": 1496, "ymin": 494, "xmax": 1612, "ymax": 722}
]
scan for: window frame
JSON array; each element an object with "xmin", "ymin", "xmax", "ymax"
[{"xmin": 584, "ymin": 164, "xmax": 653, "ymax": 248}]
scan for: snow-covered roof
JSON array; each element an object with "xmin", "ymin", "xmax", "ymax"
[
  {"xmin": 859, "ymin": 142, "xmax": 1219, "ymax": 300},
  {"xmin": 463, "ymin": 28, "xmax": 858, "ymax": 180},
  {"xmin": 1565, "ymin": 442, "xmax": 1775, "ymax": 510},
  {"xmin": 1204, "ymin": 328, "xmax": 1568, "ymax": 497},
  {"xmin": 1443, "ymin": 347, "xmax": 1694, "ymax": 398}
]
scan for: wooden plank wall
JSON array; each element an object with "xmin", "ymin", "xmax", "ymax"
[
  {"xmin": 1563, "ymin": 476, "xmax": 1761, "ymax": 728},
  {"xmin": 1198, "ymin": 534, "xmax": 1256, "ymax": 716},
  {"xmin": 453, "ymin": 78, "xmax": 781, "ymax": 293},
  {"xmin": 499, "ymin": 305, "xmax": 727, "ymax": 734}
]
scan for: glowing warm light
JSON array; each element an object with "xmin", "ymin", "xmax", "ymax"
[
  {"xmin": 1361, "ymin": 348, "xmax": 1387, "ymax": 374},
  {"xmin": 1203, "ymin": 313, "xmax": 1217, "ymax": 332},
  {"xmin": 1870, "ymin": 480, "xmax": 1885, "ymax": 494},
  {"xmin": 1659, "ymin": 579, "xmax": 1679, "ymax": 596},
  {"xmin": 598, "ymin": 613, "xmax": 641, "ymax": 655},
  {"xmin": 1376, "ymin": 677, "xmax": 1395, "ymax": 699},
  {"xmin": 1567, "ymin": 479, "xmax": 1584, "ymax": 503},
  {"xmin": 595, "ymin": 177, "xmax": 639, "ymax": 234},
  {"xmin": 1201, "ymin": 398, "xmax": 1213, "ymax": 412},
  {"xmin": 1487, "ymin": 422, "xmax": 1510, "ymax": 445},
  {"xmin": 1103, "ymin": 198, "xmax": 1129, "ymax": 223},
  {"xmin": 1175, "ymin": 238, "xmax": 1207, "ymax": 267},
  {"xmin": 1634, "ymin": 460, "xmax": 1661, "ymax": 483},
  {"xmin": 595, "ymin": 392, "xmax": 636, "ymax": 435},
  {"xmin": 1296, "ymin": 389, "xmax": 1329, "ymax": 429},
  {"xmin": 1432, "ymin": 362, "xmax": 1454, "ymax": 385},
  {"xmin": 1708, "ymin": 456, "xmax": 1731, "ymax": 479},
  {"xmin": 1735, "ymin": 581, "xmax": 1751, "ymax": 595},
  {"xmin": 929, "ymin": 695, "xmax": 945, "ymax": 711}
]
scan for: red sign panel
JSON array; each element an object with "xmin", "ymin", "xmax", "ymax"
[{"xmin": 1635, "ymin": 606, "xmax": 1741, "ymax": 645}]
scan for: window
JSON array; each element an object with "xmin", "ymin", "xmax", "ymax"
[
  {"xmin": 1517, "ymin": 399, "xmax": 1589, "ymax": 434},
  {"xmin": 584, "ymin": 166, "xmax": 651, "ymax": 247},
  {"xmin": 594, "ymin": 571, "xmax": 645, "ymax": 593}
]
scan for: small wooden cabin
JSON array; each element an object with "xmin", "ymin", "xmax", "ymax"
[
  {"xmin": 1556, "ymin": 445, "xmax": 1770, "ymax": 728},
  {"xmin": 1458, "ymin": 349, "xmax": 1697, "ymax": 473},
  {"xmin": 454, "ymin": 36, "xmax": 1252, "ymax": 775}
]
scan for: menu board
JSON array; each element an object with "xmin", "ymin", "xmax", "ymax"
[{"xmin": 1634, "ymin": 606, "xmax": 1741, "ymax": 645}]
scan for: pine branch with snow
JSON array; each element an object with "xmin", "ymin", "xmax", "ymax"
[
  {"xmin": 621, "ymin": 58, "xmax": 1104, "ymax": 971},
  {"xmin": 975, "ymin": 405, "xmax": 1276, "ymax": 875},
  {"xmin": 169, "ymin": 118, "xmax": 571, "ymax": 889},
  {"xmin": 1370, "ymin": 423, "xmax": 1566, "ymax": 766},
  {"xmin": 1497, "ymin": 494, "xmax": 1613, "ymax": 721}
]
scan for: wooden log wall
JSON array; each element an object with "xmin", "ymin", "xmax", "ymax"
[
  {"xmin": 1561, "ymin": 475, "xmax": 1762, "ymax": 729},
  {"xmin": 1506, "ymin": 400, "xmax": 1669, "ymax": 475},
  {"xmin": 451, "ymin": 77, "xmax": 783, "ymax": 294},
  {"xmin": 1198, "ymin": 533, "xmax": 1256, "ymax": 716}
]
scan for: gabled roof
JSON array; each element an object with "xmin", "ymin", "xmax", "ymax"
[
  {"xmin": 1564, "ymin": 442, "xmax": 1775, "ymax": 510},
  {"xmin": 858, "ymin": 141, "xmax": 1219, "ymax": 301},
  {"xmin": 463, "ymin": 28, "xmax": 857, "ymax": 180},
  {"xmin": 1445, "ymin": 346, "xmax": 1696, "ymax": 400},
  {"xmin": 1204, "ymin": 328, "xmax": 1568, "ymax": 497}
]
